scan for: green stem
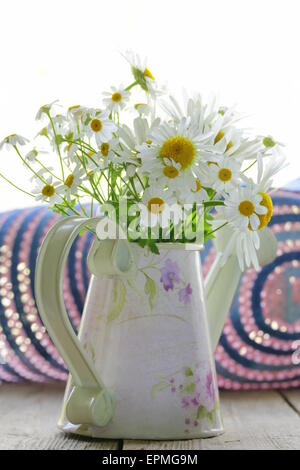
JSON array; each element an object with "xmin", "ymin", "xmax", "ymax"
[
  {"xmin": 36, "ymin": 159, "xmax": 63, "ymax": 182},
  {"xmin": 47, "ymin": 113, "xmax": 65, "ymax": 179},
  {"xmin": 14, "ymin": 146, "xmax": 45, "ymax": 182},
  {"xmin": 0, "ymin": 171, "xmax": 34, "ymax": 197},
  {"xmin": 125, "ymin": 81, "xmax": 138, "ymax": 91},
  {"xmin": 203, "ymin": 200, "xmax": 225, "ymax": 207},
  {"xmin": 243, "ymin": 160, "xmax": 257, "ymax": 173},
  {"xmin": 206, "ymin": 222, "xmax": 228, "ymax": 237}
]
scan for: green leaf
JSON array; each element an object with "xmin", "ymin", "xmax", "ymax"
[
  {"xmin": 107, "ymin": 279, "xmax": 126, "ymax": 322},
  {"xmin": 197, "ymin": 405, "xmax": 207, "ymax": 420},
  {"xmin": 151, "ymin": 381, "xmax": 170, "ymax": 399},
  {"xmin": 181, "ymin": 383, "xmax": 195, "ymax": 394},
  {"xmin": 184, "ymin": 367, "xmax": 194, "ymax": 377},
  {"xmin": 196, "ymin": 405, "xmax": 216, "ymax": 423},
  {"xmin": 55, "ymin": 134, "xmax": 64, "ymax": 146},
  {"xmin": 207, "ymin": 409, "xmax": 216, "ymax": 423},
  {"xmin": 144, "ymin": 275, "xmax": 157, "ymax": 310}
]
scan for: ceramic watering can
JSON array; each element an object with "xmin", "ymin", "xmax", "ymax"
[{"xmin": 35, "ymin": 217, "xmax": 277, "ymax": 439}]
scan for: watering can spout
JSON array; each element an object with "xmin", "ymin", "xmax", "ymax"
[{"xmin": 205, "ymin": 226, "xmax": 278, "ymax": 351}]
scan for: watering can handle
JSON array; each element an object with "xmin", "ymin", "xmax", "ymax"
[{"xmin": 34, "ymin": 216, "xmax": 114, "ymax": 427}]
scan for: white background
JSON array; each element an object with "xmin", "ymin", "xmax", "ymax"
[{"xmin": 0, "ymin": 0, "xmax": 299, "ymax": 211}]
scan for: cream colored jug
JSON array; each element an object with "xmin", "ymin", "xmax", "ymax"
[{"xmin": 35, "ymin": 217, "xmax": 277, "ymax": 440}]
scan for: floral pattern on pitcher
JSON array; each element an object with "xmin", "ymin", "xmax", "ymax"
[
  {"xmin": 95, "ymin": 252, "xmax": 194, "ymax": 324},
  {"xmin": 151, "ymin": 363, "xmax": 219, "ymax": 434},
  {"xmin": 159, "ymin": 258, "xmax": 193, "ymax": 305}
]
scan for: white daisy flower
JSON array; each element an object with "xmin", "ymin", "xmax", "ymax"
[
  {"xmin": 25, "ymin": 149, "xmax": 39, "ymax": 163},
  {"xmin": 212, "ymin": 207, "xmax": 260, "ymax": 271},
  {"xmin": 32, "ymin": 176, "xmax": 63, "ymax": 204},
  {"xmin": 261, "ymin": 135, "xmax": 285, "ymax": 158},
  {"xmin": 206, "ymin": 156, "xmax": 241, "ymax": 194},
  {"xmin": 86, "ymin": 110, "xmax": 117, "ymax": 146},
  {"xmin": 66, "ymin": 105, "xmax": 90, "ymax": 139},
  {"xmin": 0, "ymin": 134, "xmax": 29, "ymax": 151},
  {"xmin": 118, "ymin": 116, "xmax": 160, "ymax": 164},
  {"xmin": 57, "ymin": 165, "xmax": 86, "ymax": 200},
  {"xmin": 256, "ymin": 154, "xmax": 288, "ymax": 193},
  {"xmin": 137, "ymin": 117, "xmax": 214, "ymax": 192},
  {"xmin": 178, "ymin": 178, "xmax": 209, "ymax": 204},
  {"xmin": 134, "ymin": 103, "xmax": 152, "ymax": 116},
  {"xmin": 223, "ymin": 187, "xmax": 268, "ymax": 231},
  {"xmin": 103, "ymin": 85, "xmax": 130, "ymax": 112},
  {"xmin": 29, "ymin": 167, "xmax": 56, "ymax": 181},
  {"xmin": 64, "ymin": 142, "xmax": 79, "ymax": 165},
  {"xmin": 25, "ymin": 148, "xmax": 48, "ymax": 163},
  {"xmin": 95, "ymin": 138, "xmax": 120, "ymax": 169},
  {"xmin": 139, "ymin": 186, "xmax": 179, "ymax": 228},
  {"xmin": 35, "ymin": 100, "xmax": 59, "ymax": 120},
  {"xmin": 122, "ymin": 50, "xmax": 158, "ymax": 96}
]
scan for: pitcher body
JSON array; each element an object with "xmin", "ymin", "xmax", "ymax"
[{"xmin": 58, "ymin": 244, "xmax": 223, "ymax": 439}]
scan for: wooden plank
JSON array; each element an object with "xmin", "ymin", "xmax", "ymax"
[
  {"xmin": 123, "ymin": 390, "xmax": 300, "ymax": 450},
  {"xmin": 0, "ymin": 383, "xmax": 117, "ymax": 450}
]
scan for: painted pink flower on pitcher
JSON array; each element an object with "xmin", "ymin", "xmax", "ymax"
[
  {"xmin": 160, "ymin": 259, "xmax": 180, "ymax": 291},
  {"xmin": 205, "ymin": 371, "xmax": 216, "ymax": 405},
  {"xmin": 178, "ymin": 283, "xmax": 193, "ymax": 305}
]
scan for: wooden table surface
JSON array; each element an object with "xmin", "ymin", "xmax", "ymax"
[{"xmin": 0, "ymin": 383, "xmax": 300, "ymax": 450}]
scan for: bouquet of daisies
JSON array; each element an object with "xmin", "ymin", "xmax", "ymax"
[{"xmin": 0, "ymin": 51, "xmax": 287, "ymax": 270}]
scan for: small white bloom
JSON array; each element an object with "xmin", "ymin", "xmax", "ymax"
[
  {"xmin": 178, "ymin": 178, "xmax": 209, "ymax": 204},
  {"xmin": 139, "ymin": 186, "xmax": 179, "ymax": 229},
  {"xmin": 223, "ymin": 187, "xmax": 267, "ymax": 231},
  {"xmin": 64, "ymin": 142, "xmax": 79, "ymax": 165},
  {"xmin": 0, "ymin": 134, "xmax": 29, "ymax": 151},
  {"xmin": 122, "ymin": 50, "xmax": 159, "ymax": 96},
  {"xmin": 103, "ymin": 85, "xmax": 130, "ymax": 112},
  {"xmin": 134, "ymin": 102, "xmax": 152, "ymax": 116},
  {"xmin": 35, "ymin": 100, "xmax": 59, "ymax": 120},
  {"xmin": 118, "ymin": 116, "xmax": 160, "ymax": 164},
  {"xmin": 32, "ymin": 176, "xmax": 63, "ymax": 204},
  {"xmin": 212, "ymin": 207, "xmax": 260, "ymax": 271},
  {"xmin": 261, "ymin": 135, "xmax": 285, "ymax": 158},
  {"xmin": 57, "ymin": 165, "xmax": 86, "ymax": 200},
  {"xmin": 96, "ymin": 138, "xmax": 120, "ymax": 169},
  {"xmin": 29, "ymin": 167, "xmax": 56, "ymax": 182},
  {"xmin": 137, "ymin": 117, "xmax": 214, "ymax": 193},
  {"xmin": 86, "ymin": 110, "xmax": 117, "ymax": 146},
  {"xmin": 25, "ymin": 148, "xmax": 48, "ymax": 163},
  {"xmin": 206, "ymin": 156, "xmax": 241, "ymax": 194}
]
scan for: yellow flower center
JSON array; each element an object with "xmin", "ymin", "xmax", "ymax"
[
  {"xmin": 111, "ymin": 92, "xmax": 122, "ymax": 103},
  {"xmin": 163, "ymin": 166, "xmax": 179, "ymax": 179},
  {"xmin": 238, "ymin": 200, "xmax": 255, "ymax": 217},
  {"xmin": 65, "ymin": 174, "xmax": 74, "ymax": 188},
  {"xmin": 214, "ymin": 130, "xmax": 224, "ymax": 144},
  {"xmin": 147, "ymin": 197, "xmax": 164, "ymax": 214},
  {"xmin": 146, "ymin": 139, "xmax": 152, "ymax": 145},
  {"xmin": 161, "ymin": 136, "xmax": 195, "ymax": 170},
  {"xmin": 144, "ymin": 67, "xmax": 155, "ymax": 80},
  {"xmin": 192, "ymin": 180, "xmax": 202, "ymax": 193},
  {"xmin": 257, "ymin": 192, "xmax": 273, "ymax": 230},
  {"xmin": 218, "ymin": 168, "xmax": 232, "ymax": 182},
  {"xmin": 226, "ymin": 140, "xmax": 233, "ymax": 152},
  {"xmin": 68, "ymin": 104, "xmax": 81, "ymax": 111},
  {"xmin": 90, "ymin": 118, "xmax": 102, "ymax": 133},
  {"xmin": 42, "ymin": 184, "xmax": 55, "ymax": 197},
  {"xmin": 101, "ymin": 143, "xmax": 110, "ymax": 157}
]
